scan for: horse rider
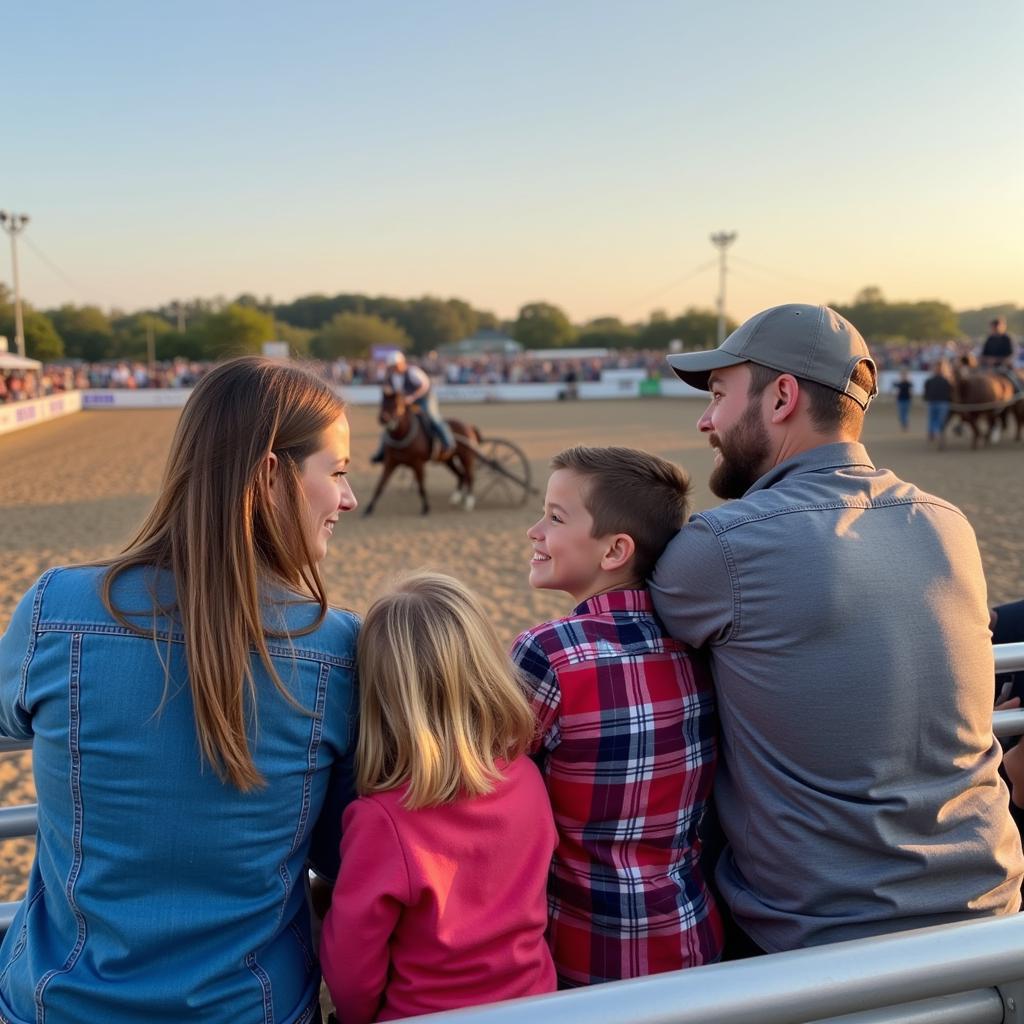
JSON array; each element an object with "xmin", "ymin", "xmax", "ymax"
[
  {"xmin": 371, "ymin": 351, "xmax": 456, "ymax": 463},
  {"xmin": 981, "ymin": 317, "xmax": 1017, "ymax": 369},
  {"xmin": 979, "ymin": 317, "xmax": 1022, "ymax": 400}
]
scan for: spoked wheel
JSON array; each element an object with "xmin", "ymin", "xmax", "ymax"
[{"xmin": 473, "ymin": 437, "xmax": 533, "ymax": 507}]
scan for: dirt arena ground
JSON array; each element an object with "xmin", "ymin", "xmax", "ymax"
[{"xmin": 0, "ymin": 395, "xmax": 1021, "ymax": 900}]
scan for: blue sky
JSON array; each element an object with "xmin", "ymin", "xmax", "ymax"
[{"xmin": 5, "ymin": 0, "xmax": 1022, "ymax": 323}]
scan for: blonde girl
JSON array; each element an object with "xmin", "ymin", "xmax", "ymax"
[
  {"xmin": 0, "ymin": 357, "xmax": 359, "ymax": 1024},
  {"xmin": 320, "ymin": 572, "xmax": 556, "ymax": 1023}
]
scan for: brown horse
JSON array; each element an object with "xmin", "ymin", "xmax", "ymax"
[
  {"xmin": 949, "ymin": 356, "xmax": 1017, "ymax": 448},
  {"xmin": 363, "ymin": 387, "xmax": 481, "ymax": 516}
]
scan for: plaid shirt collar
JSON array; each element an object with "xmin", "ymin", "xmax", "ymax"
[{"xmin": 572, "ymin": 587, "xmax": 654, "ymax": 618}]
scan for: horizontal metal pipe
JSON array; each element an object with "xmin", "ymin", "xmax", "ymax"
[
  {"xmin": 0, "ymin": 805, "xmax": 36, "ymax": 840},
  {"xmin": 0, "ymin": 738, "xmax": 31, "ymax": 754},
  {"xmin": 809, "ymin": 989, "xmax": 1003, "ymax": 1024},
  {"xmin": 995, "ymin": 642, "xmax": 1024, "ymax": 674},
  {"xmin": 420, "ymin": 915, "xmax": 1024, "ymax": 1024},
  {"xmin": 994, "ymin": 708, "xmax": 1024, "ymax": 738},
  {"xmin": 0, "ymin": 902, "xmax": 19, "ymax": 937}
]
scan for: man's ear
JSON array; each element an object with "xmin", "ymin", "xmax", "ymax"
[
  {"xmin": 601, "ymin": 533, "xmax": 636, "ymax": 572},
  {"xmin": 770, "ymin": 374, "xmax": 800, "ymax": 423}
]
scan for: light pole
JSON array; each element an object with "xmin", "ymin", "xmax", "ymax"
[
  {"xmin": 710, "ymin": 231, "xmax": 737, "ymax": 345},
  {"xmin": 0, "ymin": 211, "xmax": 30, "ymax": 358}
]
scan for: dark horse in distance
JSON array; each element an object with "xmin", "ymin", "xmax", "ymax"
[
  {"xmin": 950, "ymin": 355, "xmax": 1024, "ymax": 449},
  {"xmin": 363, "ymin": 387, "xmax": 481, "ymax": 516}
]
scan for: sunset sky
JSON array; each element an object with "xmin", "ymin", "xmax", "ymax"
[{"xmin": 5, "ymin": 0, "xmax": 1022, "ymax": 323}]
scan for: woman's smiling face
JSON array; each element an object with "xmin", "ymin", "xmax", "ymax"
[{"xmin": 295, "ymin": 413, "xmax": 357, "ymax": 561}]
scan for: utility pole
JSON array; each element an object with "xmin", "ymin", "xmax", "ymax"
[
  {"xmin": 0, "ymin": 211, "xmax": 30, "ymax": 358},
  {"xmin": 710, "ymin": 231, "xmax": 737, "ymax": 345}
]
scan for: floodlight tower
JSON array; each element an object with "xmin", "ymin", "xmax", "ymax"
[
  {"xmin": 710, "ymin": 230, "xmax": 737, "ymax": 344},
  {"xmin": 0, "ymin": 211, "xmax": 30, "ymax": 358}
]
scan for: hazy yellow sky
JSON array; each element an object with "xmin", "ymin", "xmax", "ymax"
[{"xmin": 5, "ymin": 1, "xmax": 1022, "ymax": 323}]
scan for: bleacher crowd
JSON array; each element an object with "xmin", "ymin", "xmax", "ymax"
[{"xmin": 0, "ymin": 339, "xmax": 1013, "ymax": 405}]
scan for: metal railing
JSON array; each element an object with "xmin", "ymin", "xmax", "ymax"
[
  {"xmin": 0, "ymin": 644, "xmax": 1023, "ymax": 1022},
  {"xmin": 420, "ymin": 915, "xmax": 1024, "ymax": 1024}
]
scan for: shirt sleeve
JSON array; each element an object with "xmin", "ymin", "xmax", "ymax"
[
  {"xmin": 0, "ymin": 581, "xmax": 39, "ymax": 740},
  {"xmin": 320, "ymin": 798, "xmax": 409, "ymax": 1024},
  {"xmin": 510, "ymin": 630, "xmax": 561, "ymax": 756},
  {"xmin": 406, "ymin": 365, "xmax": 429, "ymax": 391},
  {"xmin": 650, "ymin": 515, "xmax": 735, "ymax": 649}
]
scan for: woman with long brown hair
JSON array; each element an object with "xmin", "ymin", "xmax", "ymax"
[{"xmin": 0, "ymin": 357, "xmax": 359, "ymax": 1024}]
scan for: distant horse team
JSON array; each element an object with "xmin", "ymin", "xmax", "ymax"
[{"xmin": 948, "ymin": 354, "xmax": 1024, "ymax": 449}]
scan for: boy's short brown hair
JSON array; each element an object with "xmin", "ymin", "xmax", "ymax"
[{"xmin": 550, "ymin": 446, "xmax": 691, "ymax": 580}]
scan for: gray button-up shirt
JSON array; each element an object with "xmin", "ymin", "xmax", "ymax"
[{"xmin": 651, "ymin": 441, "xmax": 1023, "ymax": 951}]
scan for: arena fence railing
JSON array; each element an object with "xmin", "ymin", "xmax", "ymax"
[{"xmin": 0, "ymin": 642, "xmax": 1022, "ymax": 1022}]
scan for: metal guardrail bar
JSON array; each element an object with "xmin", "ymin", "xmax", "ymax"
[
  {"xmin": 419, "ymin": 915, "xmax": 1024, "ymax": 1024},
  {"xmin": 995, "ymin": 642, "xmax": 1024, "ymax": 674},
  {"xmin": 0, "ymin": 739, "xmax": 30, "ymax": 753},
  {"xmin": 0, "ymin": 805, "xmax": 37, "ymax": 841},
  {"xmin": 810, "ymin": 989, "xmax": 1003, "ymax": 1024},
  {"xmin": 0, "ymin": 902, "xmax": 18, "ymax": 935},
  {"xmin": 994, "ymin": 708, "xmax": 1024, "ymax": 738}
]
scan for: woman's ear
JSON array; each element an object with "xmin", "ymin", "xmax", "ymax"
[
  {"xmin": 264, "ymin": 452, "xmax": 280, "ymax": 494},
  {"xmin": 601, "ymin": 533, "xmax": 636, "ymax": 573}
]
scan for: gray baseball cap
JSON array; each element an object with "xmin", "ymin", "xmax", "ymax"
[{"xmin": 666, "ymin": 303, "xmax": 878, "ymax": 409}]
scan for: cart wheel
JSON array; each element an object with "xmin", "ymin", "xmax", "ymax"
[{"xmin": 474, "ymin": 438, "xmax": 532, "ymax": 507}]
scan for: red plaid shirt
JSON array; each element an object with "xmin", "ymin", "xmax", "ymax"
[{"xmin": 511, "ymin": 588, "xmax": 722, "ymax": 986}]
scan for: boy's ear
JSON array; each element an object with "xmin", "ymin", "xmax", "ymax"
[{"xmin": 600, "ymin": 533, "xmax": 635, "ymax": 573}]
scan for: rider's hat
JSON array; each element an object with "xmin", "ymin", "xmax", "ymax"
[
  {"xmin": 666, "ymin": 303, "xmax": 878, "ymax": 410},
  {"xmin": 386, "ymin": 350, "xmax": 405, "ymax": 367}
]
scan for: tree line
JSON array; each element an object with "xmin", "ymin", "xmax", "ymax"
[{"xmin": 0, "ymin": 282, "xmax": 1018, "ymax": 364}]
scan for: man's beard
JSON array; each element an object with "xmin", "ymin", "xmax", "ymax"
[{"xmin": 708, "ymin": 402, "xmax": 771, "ymax": 499}]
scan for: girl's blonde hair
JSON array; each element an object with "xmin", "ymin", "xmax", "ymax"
[
  {"xmin": 101, "ymin": 356, "xmax": 346, "ymax": 792},
  {"xmin": 356, "ymin": 572, "xmax": 536, "ymax": 809}
]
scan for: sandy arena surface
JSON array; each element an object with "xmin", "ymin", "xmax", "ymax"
[{"xmin": 0, "ymin": 396, "xmax": 1021, "ymax": 900}]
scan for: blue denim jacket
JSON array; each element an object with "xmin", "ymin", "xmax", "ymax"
[{"xmin": 0, "ymin": 565, "xmax": 359, "ymax": 1024}]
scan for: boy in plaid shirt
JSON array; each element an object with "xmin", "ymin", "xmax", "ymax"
[{"xmin": 512, "ymin": 446, "xmax": 722, "ymax": 988}]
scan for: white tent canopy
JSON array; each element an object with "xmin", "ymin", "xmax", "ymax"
[{"xmin": 0, "ymin": 352, "xmax": 42, "ymax": 371}]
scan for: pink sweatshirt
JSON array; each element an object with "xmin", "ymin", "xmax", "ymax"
[{"xmin": 320, "ymin": 756, "xmax": 557, "ymax": 1023}]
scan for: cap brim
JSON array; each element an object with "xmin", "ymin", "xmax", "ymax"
[{"xmin": 665, "ymin": 349, "xmax": 746, "ymax": 390}]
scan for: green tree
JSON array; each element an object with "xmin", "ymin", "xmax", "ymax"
[
  {"xmin": 155, "ymin": 330, "xmax": 206, "ymax": 361},
  {"xmin": 23, "ymin": 311, "xmax": 65, "ymax": 361},
  {"xmin": 576, "ymin": 317, "xmax": 638, "ymax": 349},
  {"xmin": 833, "ymin": 289, "xmax": 959, "ymax": 343},
  {"xmin": 0, "ymin": 287, "xmax": 64, "ymax": 361},
  {"xmin": 310, "ymin": 312, "xmax": 411, "ymax": 361},
  {"xmin": 273, "ymin": 320, "xmax": 315, "ymax": 357},
  {"xmin": 111, "ymin": 313, "xmax": 174, "ymax": 360},
  {"xmin": 49, "ymin": 304, "xmax": 114, "ymax": 361},
  {"xmin": 196, "ymin": 304, "xmax": 276, "ymax": 359},
  {"xmin": 638, "ymin": 307, "xmax": 730, "ymax": 350},
  {"xmin": 513, "ymin": 302, "xmax": 575, "ymax": 349}
]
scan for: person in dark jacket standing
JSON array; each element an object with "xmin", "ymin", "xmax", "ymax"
[{"xmin": 923, "ymin": 359, "xmax": 954, "ymax": 447}]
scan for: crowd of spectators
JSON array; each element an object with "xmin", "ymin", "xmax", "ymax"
[{"xmin": 1, "ymin": 338, "xmax": 1015, "ymax": 405}]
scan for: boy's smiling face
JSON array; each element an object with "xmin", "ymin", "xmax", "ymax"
[{"xmin": 527, "ymin": 469, "xmax": 612, "ymax": 604}]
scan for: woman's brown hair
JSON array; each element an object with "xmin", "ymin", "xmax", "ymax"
[{"xmin": 102, "ymin": 357, "xmax": 346, "ymax": 791}]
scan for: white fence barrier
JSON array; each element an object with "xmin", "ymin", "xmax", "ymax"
[{"xmin": 0, "ymin": 392, "xmax": 82, "ymax": 436}]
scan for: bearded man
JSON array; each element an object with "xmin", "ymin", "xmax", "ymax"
[{"xmin": 651, "ymin": 303, "xmax": 1023, "ymax": 958}]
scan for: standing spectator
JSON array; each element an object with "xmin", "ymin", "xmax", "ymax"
[
  {"xmin": 923, "ymin": 359, "xmax": 954, "ymax": 447},
  {"xmin": 894, "ymin": 368, "xmax": 913, "ymax": 431}
]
